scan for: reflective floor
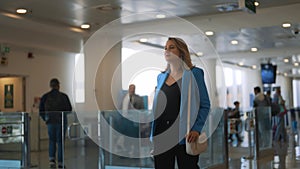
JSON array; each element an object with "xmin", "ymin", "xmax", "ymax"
[
  {"xmin": 228, "ymin": 127, "xmax": 300, "ymax": 169},
  {"xmin": 1, "ymin": 129, "xmax": 300, "ymax": 168}
]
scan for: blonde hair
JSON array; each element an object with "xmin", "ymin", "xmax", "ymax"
[{"xmin": 165, "ymin": 37, "xmax": 194, "ymax": 71}]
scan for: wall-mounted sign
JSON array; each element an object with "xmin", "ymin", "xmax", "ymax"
[
  {"xmin": 1, "ymin": 125, "xmax": 13, "ymax": 135},
  {"xmin": 4, "ymin": 84, "xmax": 13, "ymax": 108}
]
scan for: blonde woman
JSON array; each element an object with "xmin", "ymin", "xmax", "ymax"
[{"xmin": 151, "ymin": 37, "xmax": 210, "ymax": 169}]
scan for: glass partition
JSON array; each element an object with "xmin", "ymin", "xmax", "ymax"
[
  {"xmin": 59, "ymin": 109, "xmax": 228, "ymax": 169},
  {"xmin": 97, "ymin": 109, "xmax": 227, "ymax": 169},
  {"xmin": 0, "ymin": 112, "xmax": 30, "ymax": 168},
  {"xmin": 199, "ymin": 108, "xmax": 227, "ymax": 169},
  {"xmin": 254, "ymin": 107, "xmax": 273, "ymax": 158}
]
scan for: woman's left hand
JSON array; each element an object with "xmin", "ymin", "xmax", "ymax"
[{"xmin": 186, "ymin": 131, "xmax": 200, "ymax": 143}]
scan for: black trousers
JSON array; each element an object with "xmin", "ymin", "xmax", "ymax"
[{"xmin": 154, "ymin": 144, "xmax": 200, "ymax": 169}]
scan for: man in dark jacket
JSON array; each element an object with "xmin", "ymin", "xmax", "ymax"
[{"xmin": 39, "ymin": 78, "xmax": 72, "ymax": 169}]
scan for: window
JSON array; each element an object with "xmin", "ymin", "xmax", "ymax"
[
  {"xmin": 74, "ymin": 53, "xmax": 85, "ymax": 103},
  {"xmin": 121, "ymin": 47, "xmax": 166, "ymax": 109}
]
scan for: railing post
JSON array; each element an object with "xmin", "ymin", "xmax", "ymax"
[{"xmin": 21, "ymin": 112, "xmax": 30, "ymax": 169}]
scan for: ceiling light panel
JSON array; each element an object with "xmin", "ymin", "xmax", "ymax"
[
  {"xmin": 16, "ymin": 8, "xmax": 27, "ymax": 14},
  {"xmin": 205, "ymin": 31, "xmax": 214, "ymax": 36},
  {"xmin": 251, "ymin": 47, "xmax": 258, "ymax": 52},
  {"xmin": 231, "ymin": 40, "xmax": 239, "ymax": 45},
  {"xmin": 282, "ymin": 22, "xmax": 291, "ymax": 28},
  {"xmin": 81, "ymin": 24, "xmax": 90, "ymax": 29}
]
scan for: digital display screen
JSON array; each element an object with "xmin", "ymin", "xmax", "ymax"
[{"xmin": 261, "ymin": 64, "xmax": 277, "ymax": 84}]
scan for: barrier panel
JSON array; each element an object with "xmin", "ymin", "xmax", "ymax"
[
  {"xmin": 0, "ymin": 112, "xmax": 30, "ymax": 169},
  {"xmin": 254, "ymin": 107, "xmax": 273, "ymax": 159},
  {"xmin": 97, "ymin": 108, "xmax": 228, "ymax": 169}
]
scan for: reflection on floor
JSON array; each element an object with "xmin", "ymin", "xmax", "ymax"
[
  {"xmin": 1, "ymin": 129, "xmax": 300, "ymax": 169},
  {"xmin": 228, "ymin": 127, "xmax": 300, "ymax": 169}
]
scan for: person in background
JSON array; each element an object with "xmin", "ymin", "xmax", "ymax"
[
  {"xmin": 122, "ymin": 84, "xmax": 144, "ymax": 112},
  {"xmin": 266, "ymin": 90, "xmax": 272, "ymax": 103},
  {"xmin": 273, "ymin": 87, "xmax": 287, "ymax": 142},
  {"xmin": 228, "ymin": 101, "xmax": 243, "ymax": 142},
  {"xmin": 151, "ymin": 37, "xmax": 210, "ymax": 169},
  {"xmin": 253, "ymin": 86, "xmax": 271, "ymax": 147},
  {"xmin": 118, "ymin": 84, "xmax": 144, "ymax": 155},
  {"xmin": 39, "ymin": 78, "xmax": 72, "ymax": 169},
  {"xmin": 253, "ymin": 86, "xmax": 270, "ymax": 107}
]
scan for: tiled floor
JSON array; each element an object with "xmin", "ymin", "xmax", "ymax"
[{"xmin": 1, "ymin": 128, "xmax": 300, "ymax": 168}]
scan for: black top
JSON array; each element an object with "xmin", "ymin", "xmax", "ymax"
[
  {"xmin": 229, "ymin": 108, "xmax": 241, "ymax": 119},
  {"xmin": 39, "ymin": 89, "xmax": 72, "ymax": 124},
  {"xmin": 154, "ymin": 78, "xmax": 182, "ymax": 135}
]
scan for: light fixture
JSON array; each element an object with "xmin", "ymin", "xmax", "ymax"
[
  {"xmin": 80, "ymin": 24, "xmax": 90, "ymax": 29},
  {"xmin": 283, "ymin": 58, "xmax": 289, "ymax": 63},
  {"xmin": 205, "ymin": 31, "xmax": 214, "ymax": 36},
  {"xmin": 254, "ymin": 1, "xmax": 260, "ymax": 7},
  {"xmin": 231, "ymin": 40, "xmax": 239, "ymax": 45},
  {"xmin": 16, "ymin": 8, "xmax": 27, "ymax": 14},
  {"xmin": 294, "ymin": 62, "xmax": 299, "ymax": 66},
  {"xmin": 238, "ymin": 62, "xmax": 244, "ymax": 66},
  {"xmin": 156, "ymin": 14, "xmax": 166, "ymax": 19},
  {"xmin": 282, "ymin": 22, "xmax": 291, "ymax": 28},
  {"xmin": 250, "ymin": 47, "xmax": 258, "ymax": 52},
  {"xmin": 196, "ymin": 52, "xmax": 204, "ymax": 57},
  {"xmin": 139, "ymin": 38, "xmax": 148, "ymax": 43},
  {"xmin": 284, "ymin": 73, "xmax": 288, "ymax": 76},
  {"xmin": 252, "ymin": 65, "xmax": 257, "ymax": 69}
]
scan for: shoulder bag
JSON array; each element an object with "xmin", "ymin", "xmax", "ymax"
[{"xmin": 186, "ymin": 77, "xmax": 208, "ymax": 156}]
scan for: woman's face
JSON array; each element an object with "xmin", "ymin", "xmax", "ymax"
[{"xmin": 164, "ymin": 40, "xmax": 180, "ymax": 62}]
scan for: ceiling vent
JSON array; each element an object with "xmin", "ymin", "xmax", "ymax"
[{"xmin": 95, "ymin": 4, "xmax": 121, "ymax": 11}]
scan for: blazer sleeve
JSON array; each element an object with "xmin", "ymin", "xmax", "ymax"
[{"xmin": 191, "ymin": 68, "xmax": 210, "ymax": 133}]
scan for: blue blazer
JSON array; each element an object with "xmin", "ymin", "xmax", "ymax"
[{"xmin": 151, "ymin": 67, "xmax": 211, "ymax": 144}]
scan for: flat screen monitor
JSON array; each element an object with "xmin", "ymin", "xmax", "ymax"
[{"xmin": 261, "ymin": 64, "xmax": 277, "ymax": 84}]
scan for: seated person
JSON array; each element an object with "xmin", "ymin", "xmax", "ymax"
[
  {"xmin": 228, "ymin": 101, "xmax": 243, "ymax": 142},
  {"xmin": 122, "ymin": 84, "xmax": 144, "ymax": 113}
]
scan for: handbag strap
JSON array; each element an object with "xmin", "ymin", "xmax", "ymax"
[{"xmin": 187, "ymin": 77, "xmax": 191, "ymax": 134}]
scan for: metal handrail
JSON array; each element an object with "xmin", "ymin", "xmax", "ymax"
[{"xmin": 67, "ymin": 122, "xmax": 87, "ymax": 141}]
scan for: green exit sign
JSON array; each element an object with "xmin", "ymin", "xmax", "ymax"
[
  {"xmin": 0, "ymin": 45, "xmax": 10, "ymax": 53},
  {"xmin": 4, "ymin": 47, "xmax": 10, "ymax": 53}
]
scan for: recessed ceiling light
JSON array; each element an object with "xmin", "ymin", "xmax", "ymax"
[
  {"xmin": 283, "ymin": 58, "xmax": 289, "ymax": 63},
  {"xmin": 284, "ymin": 73, "xmax": 288, "ymax": 76},
  {"xmin": 196, "ymin": 52, "xmax": 204, "ymax": 56},
  {"xmin": 238, "ymin": 62, "xmax": 244, "ymax": 66},
  {"xmin": 231, "ymin": 40, "xmax": 239, "ymax": 45},
  {"xmin": 282, "ymin": 22, "xmax": 291, "ymax": 28},
  {"xmin": 294, "ymin": 62, "xmax": 299, "ymax": 66},
  {"xmin": 16, "ymin": 8, "xmax": 27, "ymax": 14},
  {"xmin": 251, "ymin": 47, "xmax": 258, "ymax": 52},
  {"xmin": 156, "ymin": 14, "xmax": 166, "ymax": 19},
  {"xmin": 205, "ymin": 31, "xmax": 214, "ymax": 36},
  {"xmin": 80, "ymin": 24, "xmax": 90, "ymax": 29},
  {"xmin": 139, "ymin": 38, "xmax": 148, "ymax": 43},
  {"xmin": 252, "ymin": 65, "xmax": 257, "ymax": 69},
  {"xmin": 254, "ymin": 1, "xmax": 260, "ymax": 7}
]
